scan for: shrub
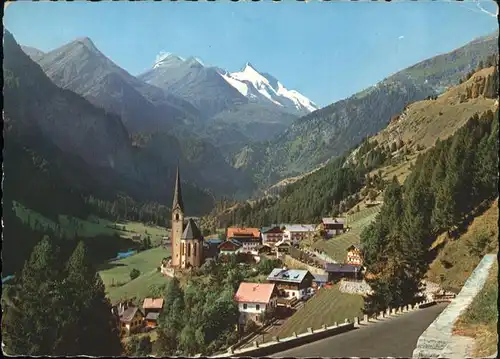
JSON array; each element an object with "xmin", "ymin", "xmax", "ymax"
[
  {"xmin": 467, "ymin": 231, "xmax": 493, "ymax": 257},
  {"xmin": 244, "ymin": 320, "xmax": 259, "ymax": 334},
  {"xmin": 130, "ymin": 268, "xmax": 141, "ymax": 280}
]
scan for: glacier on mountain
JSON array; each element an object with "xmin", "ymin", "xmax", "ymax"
[
  {"xmin": 150, "ymin": 53, "xmax": 318, "ymax": 115},
  {"xmin": 220, "ymin": 63, "xmax": 318, "ymax": 114}
]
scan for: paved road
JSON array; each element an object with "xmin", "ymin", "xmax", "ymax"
[{"xmin": 271, "ymin": 303, "xmax": 448, "ymax": 358}]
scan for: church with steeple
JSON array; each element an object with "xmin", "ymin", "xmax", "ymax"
[{"xmin": 170, "ymin": 166, "xmax": 204, "ymax": 269}]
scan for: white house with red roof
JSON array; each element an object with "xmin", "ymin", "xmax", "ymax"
[{"xmin": 234, "ymin": 282, "xmax": 278, "ymax": 327}]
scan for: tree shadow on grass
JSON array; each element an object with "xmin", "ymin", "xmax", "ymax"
[{"xmin": 98, "ymin": 262, "xmax": 128, "ymax": 271}]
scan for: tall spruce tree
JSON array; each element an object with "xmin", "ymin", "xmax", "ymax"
[
  {"xmin": 2, "ymin": 237, "xmax": 64, "ymax": 355},
  {"xmin": 58, "ymin": 241, "xmax": 123, "ymax": 356}
]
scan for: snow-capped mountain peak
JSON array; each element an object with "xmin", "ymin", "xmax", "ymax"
[
  {"xmin": 221, "ymin": 62, "xmax": 318, "ymax": 114},
  {"xmin": 153, "ymin": 52, "xmax": 185, "ymax": 69}
]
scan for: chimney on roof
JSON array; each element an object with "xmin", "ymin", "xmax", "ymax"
[{"xmin": 282, "ymin": 265, "xmax": 288, "ymax": 271}]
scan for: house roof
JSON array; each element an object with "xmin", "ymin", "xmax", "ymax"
[
  {"xmin": 227, "ymin": 227, "xmax": 261, "ymax": 239},
  {"xmin": 267, "ymin": 268, "xmax": 310, "ymax": 283},
  {"xmin": 324, "ymin": 263, "xmax": 362, "ymax": 273},
  {"xmin": 218, "ymin": 239, "xmax": 242, "ymax": 249},
  {"xmin": 181, "ymin": 218, "xmax": 202, "ymax": 240},
  {"xmin": 322, "ymin": 217, "xmax": 345, "ymax": 225},
  {"xmin": 206, "ymin": 238, "xmax": 223, "ymax": 245},
  {"xmin": 145, "ymin": 312, "xmax": 160, "ymax": 321},
  {"xmin": 142, "ymin": 298, "xmax": 164, "ymax": 309},
  {"xmin": 120, "ymin": 306, "xmax": 142, "ymax": 323},
  {"xmin": 313, "ymin": 274, "xmax": 329, "ymax": 283},
  {"xmin": 347, "ymin": 244, "xmax": 364, "ymax": 251},
  {"xmin": 234, "ymin": 282, "xmax": 276, "ymax": 304},
  {"xmin": 275, "ymin": 240, "xmax": 291, "ymax": 247},
  {"xmin": 261, "ymin": 226, "xmax": 283, "ymax": 234},
  {"xmin": 283, "ymin": 224, "xmax": 316, "ymax": 232}
]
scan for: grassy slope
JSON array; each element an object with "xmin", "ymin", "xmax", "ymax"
[
  {"xmin": 453, "ymin": 260, "xmax": 498, "ymax": 357},
  {"xmin": 98, "ymin": 247, "xmax": 171, "ymax": 304},
  {"xmin": 311, "ymin": 206, "xmax": 381, "ymax": 262},
  {"xmin": 13, "ymin": 200, "xmax": 172, "ymax": 304},
  {"xmin": 373, "ymin": 67, "xmax": 497, "ymax": 150},
  {"xmin": 426, "ymin": 199, "xmax": 498, "ymax": 293},
  {"xmin": 13, "ymin": 201, "xmax": 170, "ymax": 246},
  {"xmin": 270, "ymin": 287, "xmax": 364, "ymax": 338}
]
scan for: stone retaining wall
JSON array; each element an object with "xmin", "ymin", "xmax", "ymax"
[
  {"xmin": 212, "ymin": 299, "xmax": 436, "ymax": 357},
  {"xmin": 412, "ymin": 254, "xmax": 497, "ymax": 359},
  {"xmin": 339, "ymin": 279, "xmax": 372, "ymax": 295}
]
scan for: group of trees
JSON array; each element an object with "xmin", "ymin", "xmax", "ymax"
[
  {"xmin": 361, "ymin": 110, "xmax": 498, "ymax": 314},
  {"xmin": 154, "ymin": 256, "xmax": 282, "ymax": 356},
  {"xmin": 2, "ymin": 239, "xmax": 123, "ymax": 356},
  {"xmin": 154, "ymin": 264, "xmax": 241, "ymax": 356},
  {"xmin": 85, "ymin": 195, "xmax": 170, "ymax": 227},
  {"xmin": 2, "ymin": 203, "xmax": 136, "ymax": 275},
  {"xmin": 459, "ymin": 54, "xmax": 498, "ymax": 84},
  {"xmin": 230, "ymin": 156, "xmax": 365, "ymax": 226}
]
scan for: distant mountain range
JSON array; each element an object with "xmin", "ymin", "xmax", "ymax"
[
  {"xmin": 231, "ymin": 32, "xmax": 499, "ymax": 188},
  {"xmin": 13, "ymin": 30, "xmax": 498, "ymax": 202},
  {"xmin": 25, "ymin": 38, "xmax": 317, "ymax": 157},
  {"xmin": 140, "ymin": 54, "xmax": 318, "ymax": 117},
  {"xmin": 5, "ymin": 30, "xmax": 252, "ymax": 218},
  {"xmin": 33, "ymin": 37, "xmax": 201, "ymax": 134}
]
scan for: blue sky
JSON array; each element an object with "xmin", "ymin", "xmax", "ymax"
[{"xmin": 4, "ymin": 0, "xmax": 498, "ymax": 107}]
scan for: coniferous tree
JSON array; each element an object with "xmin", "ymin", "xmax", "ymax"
[
  {"xmin": 59, "ymin": 241, "xmax": 123, "ymax": 356},
  {"xmin": 2, "ymin": 238, "xmax": 64, "ymax": 355}
]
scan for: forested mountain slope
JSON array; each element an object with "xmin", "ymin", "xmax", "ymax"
[
  {"xmin": 2, "ymin": 30, "xmax": 217, "ymax": 274},
  {"xmin": 233, "ymin": 32, "xmax": 498, "ymax": 187},
  {"xmin": 217, "ymin": 63, "xmax": 498, "ymax": 228}
]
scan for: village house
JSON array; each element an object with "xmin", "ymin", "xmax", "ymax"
[
  {"xmin": 324, "ymin": 263, "xmax": 363, "ymax": 283},
  {"xmin": 234, "ymin": 282, "xmax": 279, "ymax": 331},
  {"xmin": 260, "ymin": 226, "xmax": 284, "ymax": 245},
  {"xmin": 346, "ymin": 244, "xmax": 363, "ymax": 265},
  {"xmin": 266, "ymin": 267, "xmax": 314, "ymax": 300},
  {"xmin": 112, "ymin": 301, "xmax": 144, "ymax": 336},
  {"xmin": 218, "ymin": 239, "xmax": 243, "ymax": 255},
  {"xmin": 226, "ymin": 227, "xmax": 262, "ymax": 253},
  {"xmin": 320, "ymin": 217, "xmax": 346, "ymax": 238},
  {"xmin": 282, "ymin": 225, "xmax": 316, "ymax": 245},
  {"xmin": 257, "ymin": 244, "xmax": 273, "ymax": 255},
  {"xmin": 275, "ymin": 240, "xmax": 291, "ymax": 255},
  {"xmin": 142, "ymin": 298, "xmax": 164, "ymax": 328}
]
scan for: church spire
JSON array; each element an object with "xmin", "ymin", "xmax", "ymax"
[{"xmin": 172, "ymin": 164, "xmax": 184, "ymax": 212}]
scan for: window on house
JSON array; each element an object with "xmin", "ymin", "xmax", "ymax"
[
  {"xmin": 176, "ymin": 213, "xmax": 179, "ymax": 221},
  {"xmin": 181, "ymin": 244, "xmax": 184, "ymax": 255},
  {"xmin": 193, "ymin": 243, "xmax": 196, "ymax": 256},
  {"xmin": 243, "ymin": 304, "xmax": 247, "ymax": 309},
  {"xmin": 256, "ymin": 304, "xmax": 260, "ymax": 311}
]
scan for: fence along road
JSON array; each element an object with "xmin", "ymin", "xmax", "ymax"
[{"xmin": 270, "ymin": 302, "xmax": 448, "ymax": 358}]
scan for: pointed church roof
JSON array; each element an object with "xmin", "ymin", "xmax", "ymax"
[
  {"xmin": 172, "ymin": 165, "xmax": 184, "ymax": 211},
  {"xmin": 181, "ymin": 218, "xmax": 202, "ymax": 240}
]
